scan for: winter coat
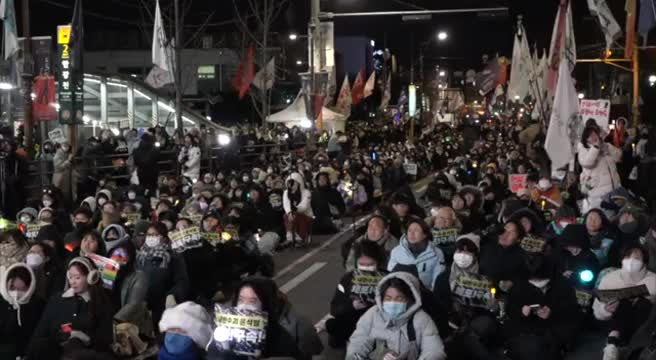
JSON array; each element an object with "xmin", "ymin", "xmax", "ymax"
[
  {"xmin": 137, "ymin": 252, "xmax": 190, "ymax": 323},
  {"xmin": 179, "ymin": 145, "xmax": 202, "ymax": 181},
  {"xmin": 387, "ymin": 236, "xmax": 445, "ymax": 291},
  {"xmin": 345, "ymin": 233, "xmax": 399, "ymax": 273},
  {"xmin": 311, "ymin": 185, "xmax": 346, "ymax": 220},
  {"xmin": 0, "ymin": 263, "xmax": 44, "ymax": 358},
  {"xmin": 578, "ymin": 142, "xmax": 622, "ymax": 210},
  {"xmin": 52, "ymin": 148, "xmax": 73, "ymax": 195},
  {"xmin": 132, "ymin": 142, "xmax": 159, "ymax": 190},
  {"xmin": 504, "ymin": 277, "xmax": 581, "ymax": 347},
  {"xmin": 346, "ymin": 272, "xmax": 446, "ymax": 360},
  {"xmin": 113, "ymin": 269, "xmax": 149, "ymax": 325},
  {"xmin": 32, "ymin": 259, "xmax": 66, "ymax": 301},
  {"xmin": 479, "ymin": 242, "xmax": 528, "ymax": 285},
  {"xmin": 556, "ymin": 249, "xmax": 600, "ymax": 290},
  {"xmin": 278, "ymin": 301, "xmax": 324, "ymax": 359},
  {"xmin": 592, "ymin": 267, "xmax": 656, "ymax": 321},
  {"xmin": 283, "ymin": 173, "xmax": 314, "ymax": 218}
]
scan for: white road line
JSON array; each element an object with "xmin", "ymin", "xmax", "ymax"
[
  {"xmin": 273, "ymin": 216, "xmax": 370, "ymax": 280},
  {"xmin": 280, "ymin": 262, "xmax": 327, "ymax": 294}
]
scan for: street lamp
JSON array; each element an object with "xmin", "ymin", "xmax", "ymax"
[
  {"xmin": 437, "ymin": 31, "xmax": 448, "ymax": 41},
  {"xmin": 0, "ymin": 82, "xmax": 13, "ymax": 90},
  {"xmin": 218, "ymin": 134, "xmax": 231, "ymax": 146},
  {"xmin": 289, "ymin": 33, "xmax": 298, "ymax": 41},
  {"xmin": 439, "ymin": 71, "xmax": 446, "ymax": 77},
  {"xmin": 649, "ymin": 75, "xmax": 656, "ymax": 86},
  {"xmin": 578, "ymin": 93, "xmax": 585, "ymax": 99}
]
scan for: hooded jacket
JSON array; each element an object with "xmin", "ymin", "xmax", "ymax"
[
  {"xmin": 592, "ymin": 266, "xmax": 656, "ymax": 321},
  {"xmin": 387, "ymin": 236, "xmax": 445, "ymax": 291},
  {"xmin": 578, "ymin": 142, "xmax": 622, "ymax": 210},
  {"xmin": 81, "ymin": 196, "xmax": 97, "ymax": 213},
  {"xmin": 101, "ymin": 224, "xmax": 129, "ymax": 253},
  {"xmin": 16, "ymin": 207, "xmax": 38, "ymax": 224},
  {"xmin": 346, "ymin": 272, "xmax": 446, "ymax": 360},
  {"xmin": 283, "ymin": 173, "xmax": 313, "ymax": 218}
]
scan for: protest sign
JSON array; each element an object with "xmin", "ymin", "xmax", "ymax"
[
  {"xmin": 508, "ymin": 174, "xmax": 528, "ymax": 193},
  {"xmin": 452, "ymin": 274, "xmax": 494, "ymax": 308},
  {"xmin": 87, "ymin": 253, "xmax": 121, "ymax": 290},
  {"xmin": 579, "ymin": 99, "xmax": 610, "ymax": 131},
  {"xmin": 188, "ymin": 214, "xmax": 204, "ymax": 225},
  {"xmin": 595, "ymin": 284, "xmax": 649, "ymax": 303},
  {"xmin": 520, "ymin": 235, "xmax": 547, "ymax": 253},
  {"xmin": 404, "ymin": 163, "xmax": 418, "ymax": 175},
  {"xmin": 575, "ymin": 289, "xmax": 594, "ymax": 309},
  {"xmin": 24, "ymin": 223, "xmax": 44, "ymax": 240},
  {"xmin": 431, "ymin": 228, "xmax": 459, "ymax": 246},
  {"xmin": 214, "ymin": 305, "xmax": 267, "ymax": 357},
  {"xmin": 351, "ymin": 271, "xmax": 385, "ymax": 304},
  {"xmin": 122, "ymin": 212, "xmax": 141, "ymax": 225},
  {"xmin": 169, "ymin": 226, "xmax": 203, "ymax": 252}
]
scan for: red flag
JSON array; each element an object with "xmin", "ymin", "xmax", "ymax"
[
  {"xmin": 625, "ymin": 0, "xmax": 637, "ymax": 57},
  {"xmin": 351, "ymin": 69, "xmax": 365, "ymax": 104},
  {"xmin": 33, "ymin": 75, "xmax": 57, "ymax": 121},
  {"xmin": 232, "ymin": 45, "xmax": 255, "ymax": 99}
]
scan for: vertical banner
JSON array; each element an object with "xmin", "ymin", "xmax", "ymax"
[
  {"xmin": 56, "ymin": 25, "xmax": 82, "ymax": 125},
  {"xmin": 310, "ymin": 22, "xmax": 335, "ymax": 104},
  {"xmin": 408, "ymin": 84, "xmax": 417, "ymax": 117}
]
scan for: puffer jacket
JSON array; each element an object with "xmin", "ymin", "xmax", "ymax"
[
  {"xmin": 578, "ymin": 142, "xmax": 622, "ymax": 210},
  {"xmin": 387, "ymin": 236, "xmax": 445, "ymax": 291},
  {"xmin": 283, "ymin": 172, "xmax": 314, "ymax": 218},
  {"xmin": 592, "ymin": 266, "xmax": 656, "ymax": 321},
  {"xmin": 346, "ymin": 272, "xmax": 446, "ymax": 360}
]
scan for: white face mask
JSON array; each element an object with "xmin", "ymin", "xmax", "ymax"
[
  {"xmin": 237, "ymin": 303, "xmax": 261, "ymax": 312},
  {"xmin": 42, "ymin": 199, "xmax": 53, "ymax": 207},
  {"xmin": 529, "ymin": 279, "xmax": 550, "ymax": 288},
  {"xmin": 622, "ymin": 258, "xmax": 644, "ymax": 273},
  {"xmin": 8, "ymin": 290, "xmax": 25, "ymax": 302},
  {"xmin": 97, "ymin": 198, "xmax": 107, "ymax": 206},
  {"xmin": 357, "ymin": 264, "xmax": 377, "ymax": 272},
  {"xmin": 538, "ymin": 179, "xmax": 552, "ymax": 190},
  {"xmin": 19, "ymin": 215, "xmax": 32, "ymax": 223},
  {"xmin": 453, "ymin": 253, "xmax": 474, "ymax": 269},
  {"xmin": 26, "ymin": 253, "xmax": 44, "ymax": 268},
  {"xmin": 128, "ymin": 192, "xmax": 136, "ymax": 200},
  {"xmin": 145, "ymin": 235, "xmax": 161, "ymax": 248}
]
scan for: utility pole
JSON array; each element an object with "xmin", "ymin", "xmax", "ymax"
[
  {"xmin": 22, "ymin": 0, "xmax": 33, "ymax": 156},
  {"xmin": 174, "ymin": 0, "xmax": 183, "ymax": 138},
  {"xmin": 632, "ymin": 41, "xmax": 640, "ymax": 125},
  {"xmin": 308, "ymin": 0, "xmax": 319, "ymax": 124}
]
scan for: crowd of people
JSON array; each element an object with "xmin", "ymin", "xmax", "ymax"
[{"xmin": 0, "ymin": 108, "xmax": 655, "ymax": 360}]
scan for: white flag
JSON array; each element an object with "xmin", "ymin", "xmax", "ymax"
[
  {"xmin": 379, "ymin": 74, "xmax": 391, "ymax": 111},
  {"xmin": 152, "ymin": 0, "xmax": 173, "ymax": 71},
  {"xmin": 547, "ymin": 1, "xmax": 576, "ymax": 97},
  {"xmin": 587, "ymin": 0, "xmax": 622, "ymax": 49},
  {"xmin": 363, "ymin": 71, "xmax": 376, "ymax": 98},
  {"xmin": 335, "ymin": 75, "xmax": 352, "ymax": 117},
  {"xmin": 507, "ymin": 25, "xmax": 532, "ymax": 102},
  {"xmin": 253, "ymin": 58, "xmax": 275, "ymax": 90},
  {"xmin": 145, "ymin": 65, "xmax": 173, "ymax": 88},
  {"xmin": 545, "ymin": 59, "xmax": 581, "ymax": 170},
  {"xmin": 0, "ymin": 0, "xmax": 18, "ymax": 60}
]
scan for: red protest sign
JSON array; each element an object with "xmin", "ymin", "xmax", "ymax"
[{"xmin": 509, "ymin": 174, "xmax": 528, "ymax": 194}]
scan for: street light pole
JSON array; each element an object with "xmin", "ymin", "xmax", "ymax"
[
  {"xmin": 22, "ymin": 0, "xmax": 33, "ymax": 156},
  {"xmin": 174, "ymin": 0, "xmax": 183, "ymax": 138}
]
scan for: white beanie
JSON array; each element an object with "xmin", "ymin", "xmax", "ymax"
[{"xmin": 159, "ymin": 301, "xmax": 213, "ymax": 349}]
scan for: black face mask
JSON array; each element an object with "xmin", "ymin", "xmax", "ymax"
[{"xmin": 75, "ymin": 222, "xmax": 92, "ymax": 232}]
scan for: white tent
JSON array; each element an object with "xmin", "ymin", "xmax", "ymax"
[{"xmin": 267, "ymin": 92, "xmax": 346, "ymax": 132}]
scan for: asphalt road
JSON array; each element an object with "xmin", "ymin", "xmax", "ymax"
[{"xmin": 268, "ymin": 176, "xmax": 607, "ymax": 359}]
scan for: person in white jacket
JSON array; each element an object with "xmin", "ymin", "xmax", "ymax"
[
  {"xmin": 346, "ymin": 271, "xmax": 446, "ymax": 360},
  {"xmin": 283, "ymin": 172, "xmax": 314, "ymax": 245},
  {"xmin": 592, "ymin": 245, "xmax": 656, "ymax": 360},
  {"xmin": 578, "ymin": 120, "xmax": 622, "ymax": 213},
  {"xmin": 178, "ymin": 134, "xmax": 202, "ymax": 182}
]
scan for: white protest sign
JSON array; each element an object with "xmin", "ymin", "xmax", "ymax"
[
  {"xmin": 48, "ymin": 128, "xmax": 67, "ymax": 144},
  {"xmin": 579, "ymin": 99, "xmax": 610, "ymax": 131},
  {"xmin": 404, "ymin": 163, "xmax": 418, "ymax": 175}
]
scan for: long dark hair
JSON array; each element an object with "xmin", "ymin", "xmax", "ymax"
[
  {"xmin": 68, "ymin": 262, "xmax": 112, "ymax": 325},
  {"xmin": 580, "ymin": 120, "xmax": 601, "ymax": 149}
]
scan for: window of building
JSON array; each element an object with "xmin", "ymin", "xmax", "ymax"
[{"xmin": 197, "ymin": 65, "xmax": 215, "ymax": 79}]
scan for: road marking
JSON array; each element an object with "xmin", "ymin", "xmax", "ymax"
[
  {"xmin": 280, "ymin": 262, "xmax": 327, "ymax": 294},
  {"xmin": 273, "ymin": 216, "xmax": 370, "ymax": 280}
]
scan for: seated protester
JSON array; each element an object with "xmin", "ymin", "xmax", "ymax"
[
  {"xmin": 178, "ymin": 217, "xmax": 221, "ymax": 306},
  {"xmin": 326, "ymin": 240, "xmax": 387, "ymax": 348},
  {"xmin": 480, "ymin": 220, "xmax": 528, "ymax": 293},
  {"xmin": 610, "ymin": 204, "xmax": 650, "ymax": 268},
  {"xmin": 152, "ymin": 199, "xmax": 174, "ymax": 222},
  {"xmin": 40, "ymin": 187, "xmax": 73, "ymax": 234},
  {"xmin": 0, "ymin": 229, "xmax": 29, "ymax": 268},
  {"xmin": 207, "ymin": 276, "xmax": 323, "ymax": 359},
  {"xmin": 433, "ymin": 235, "xmax": 501, "ymax": 360},
  {"xmin": 158, "ymin": 210, "xmax": 179, "ymax": 233},
  {"xmin": 132, "ymin": 220, "xmax": 150, "ymax": 250},
  {"xmin": 556, "ymin": 224, "xmax": 600, "ymax": 291},
  {"xmin": 545, "ymin": 205, "xmax": 577, "ymax": 242},
  {"xmin": 64, "ymin": 207, "xmax": 95, "ymax": 252},
  {"xmin": 37, "ymin": 207, "xmax": 55, "ymax": 227},
  {"xmin": 101, "ymin": 223, "xmax": 129, "ymax": 254},
  {"xmin": 26, "ymin": 242, "xmax": 65, "ymax": 300},
  {"xmin": 0, "ymin": 263, "xmax": 45, "ymax": 359},
  {"xmin": 124, "ymin": 185, "xmax": 150, "ymax": 218},
  {"xmin": 390, "ymin": 193, "xmax": 418, "ymax": 234},
  {"xmin": 593, "ymin": 245, "xmax": 656, "ymax": 360},
  {"xmin": 510, "ymin": 208, "xmax": 549, "ymax": 256},
  {"xmin": 504, "ymin": 256, "xmax": 582, "ymax": 360},
  {"xmin": 311, "ymin": 172, "xmax": 346, "ymax": 234},
  {"xmin": 344, "ymin": 215, "xmax": 399, "ymax": 272},
  {"xmin": 373, "ymin": 205, "xmax": 404, "ymax": 240},
  {"xmin": 459, "ymin": 186, "xmax": 485, "ymax": 232},
  {"xmin": 337, "ymin": 171, "xmax": 368, "ymax": 213},
  {"xmin": 158, "ymin": 301, "xmax": 213, "ymax": 360},
  {"xmin": 27, "ymin": 257, "xmax": 114, "ymax": 359},
  {"xmin": 79, "ymin": 196, "xmax": 97, "ymax": 214},
  {"xmin": 387, "ymin": 216, "xmax": 445, "ymax": 291},
  {"xmin": 16, "ymin": 207, "xmax": 38, "ymax": 228},
  {"xmin": 77, "ymin": 230, "xmax": 106, "ymax": 258},
  {"xmin": 346, "ymin": 272, "xmax": 447, "ymax": 360},
  {"xmin": 93, "ymin": 189, "xmax": 113, "ymax": 225},
  {"xmin": 244, "ymin": 186, "xmax": 280, "ymax": 253},
  {"xmin": 96, "ymin": 200, "xmax": 121, "ymax": 233},
  {"xmin": 136, "ymin": 222, "xmax": 190, "ymax": 325},
  {"xmin": 282, "ymin": 172, "xmax": 314, "ymax": 245},
  {"xmin": 428, "ymin": 206, "xmax": 463, "ymax": 263},
  {"xmin": 584, "ymin": 208, "xmax": 616, "ymax": 268},
  {"xmin": 530, "ymin": 174, "xmax": 562, "ymax": 210}
]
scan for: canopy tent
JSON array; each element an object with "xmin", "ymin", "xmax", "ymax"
[{"xmin": 266, "ymin": 92, "xmax": 346, "ymax": 132}]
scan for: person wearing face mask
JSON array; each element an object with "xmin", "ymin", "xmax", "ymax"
[
  {"xmin": 387, "ymin": 217, "xmax": 445, "ymax": 291},
  {"xmin": 94, "ymin": 188, "xmax": 113, "ymax": 216},
  {"xmin": 64, "ymin": 207, "xmax": 95, "ymax": 252},
  {"xmin": 26, "ymin": 242, "xmax": 65, "ymax": 300},
  {"xmin": 611, "ymin": 205, "xmax": 649, "ymax": 266},
  {"xmin": 479, "ymin": 220, "xmax": 529, "ymax": 293},
  {"xmin": 593, "ymin": 246, "xmax": 656, "ymax": 360},
  {"xmin": 52, "ymin": 141, "xmax": 75, "ymax": 202},
  {"xmin": 179, "ymin": 134, "xmax": 202, "ymax": 182},
  {"xmin": 344, "ymin": 215, "xmax": 399, "ymax": 272},
  {"xmin": 326, "ymin": 241, "xmax": 387, "ymax": 348},
  {"xmin": 16, "ymin": 207, "xmax": 38, "ymax": 228},
  {"xmin": 27, "ymin": 257, "xmax": 114, "ymax": 359},
  {"xmin": 504, "ymin": 256, "xmax": 581, "ymax": 360},
  {"xmin": 136, "ymin": 222, "xmax": 190, "ymax": 325},
  {"xmin": 158, "ymin": 301, "xmax": 213, "ymax": 360},
  {"xmin": 0, "ymin": 263, "xmax": 44, "ymax": 359},
  {"xmin": 556, "ymin": 224, "xmax": 600, "ymax": 291},
  {"xmin": 530, "ymin": 174, "xmax": 562, "ymax": 210},
  {"xmin": 40, "ymin": 187, "xmax": 73, "ymax": 234},
  {"xmin": 347, "ymin": 272, "xmax": 446, "ymax": 360},
  {"xmin": 101, "ymin": 223, "xmax": 130, "ymax": 254}
]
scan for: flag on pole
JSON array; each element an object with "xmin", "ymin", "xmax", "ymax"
[
  {"xmin": 363, "ymin": 71, "xmax": 375, "ymax": 98},
  {"xmin": 253, "ymin": 57, "xmax": 275, "ymax": 90},
  {"xmin": 547, "ymin": 0, "xmax": 576, "ymax": 98},
  {"xmin": 507, "ymin": 24, "xmax": 532, "ymax": 102},
  {"xmin": 476, "ymin": 56, "xmax": 502, "ymax": 96},
  {"xmin": 232, "ymin": 44, "xmax": 255, "ymax": 99},
  {"xmin": 625, "ymin": 0, "xmax": 637, "ymax": 57},
  {"xmin": 145, "ymin": 66, "xmax": 174, "ymax": 88},
  {"xmin": 335, "ymin": 74, "xmax": 352, "ymax": 117},
  {"xmin": 545, "ymin": 59, "xmax": 581, "ymax": 171},
  {"xmin": 0, "ymin": 0, "xmax": 17, "ymax": 60},
  {"xmin": 152, "ymin": 0, "xmax": 173, "ymax": 72},
  {"xmin": 351, "ymin": 69, "xmax": 365, "ymax": 104},
  {"xmin": 379, "ymin": 74, "xmax": 391, "ymax": 111},
  {"xmin": 587, "ymin": 0, "xmax": 622, "ymax": 50},
  {"xmin": 69, "ymin": 0, "xmax": 84, "ymax": 70},
  {"xmin": 638, "ymin": 0, "xmax": 656, "ymax": 42}
]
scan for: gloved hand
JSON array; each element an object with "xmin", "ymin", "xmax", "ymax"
[
  {"xmin": 165, "ymin": 294, "xmax": 177, "ymax": 309},
  {"xmin": 69, "ymin": 330, "xmax": 91, "ymax": 345}
]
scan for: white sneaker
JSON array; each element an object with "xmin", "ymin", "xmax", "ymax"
[{"xmin": 602, "ymin": 344, "xmax": 619, "ymax": 360}]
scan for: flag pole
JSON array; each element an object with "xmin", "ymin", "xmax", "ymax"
[
  {"xmin": 21, "ymin": 0, "xmax": 33, "ymax": 156},
  {"xmin": 519, "ymin": 14, "xmax": 548, "ymax": 127},
  {"xmin": 174, "ymin": 0, "xmax": 183, "ymax": 138}
]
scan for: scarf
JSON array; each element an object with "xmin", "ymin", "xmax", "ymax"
[{"xmin": 137, "ymin": 244, "xmax": 171, "ymax": 269}]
